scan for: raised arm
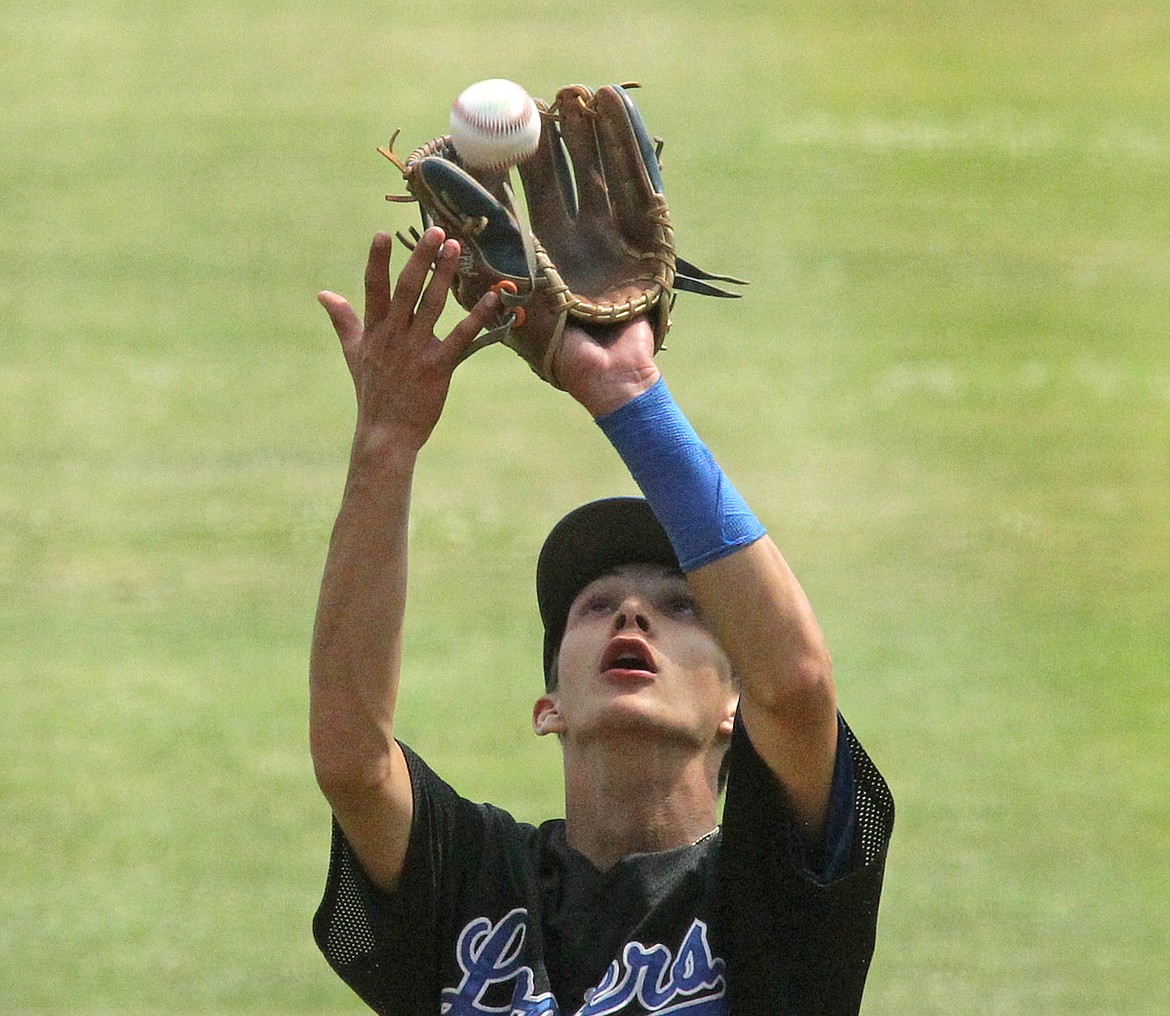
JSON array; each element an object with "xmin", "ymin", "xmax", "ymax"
[
  {"xmin": 555, "ymin": 320, "xmax": 838, "ymax": 839},
  {"xmin": 309, "ymin": 229, "xmax": 497, "ymax": 891}
]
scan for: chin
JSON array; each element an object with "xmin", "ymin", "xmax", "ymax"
[{"xmin": 578, "ymin": 697, "xmax": 697, "ymax": 744}]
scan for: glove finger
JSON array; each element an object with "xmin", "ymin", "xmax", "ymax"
[
  {"xmin": 553, "ymin": 84, "xmax": 611, "ymax": 220},
  {"xmin": 411, "ymin": 158, "xmax": 530, "ymax": 282},
  {"xmin": 518, "ymin": 101, "xmax": 577, "ymax": 234},
  {"xmin": 592, "ymin": 84, "xmax": 665, "ymax": 227}
]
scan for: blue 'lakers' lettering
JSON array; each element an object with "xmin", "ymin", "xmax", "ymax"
[
  {"xmin": 440, "ymin": 909, "xmax": 556, "ymax": 1015},
  {"xmin": 581, "ymin": 921, "xmax": 726, "ymax": 1015},
  {"xmin": 441, "ymin": 912, "xmax": 727, "ymax": 1015}
]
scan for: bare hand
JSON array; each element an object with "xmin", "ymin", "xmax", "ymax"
[
  {"xmin": 554, "ymin": 317, "xmax": 662, "ymax": 418},
  {"xmin": 317, "ymin": 228, "xmax": 499, "ymax": 454}
]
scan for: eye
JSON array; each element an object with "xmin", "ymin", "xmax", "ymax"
[
  {"xmin": 576, "ymin": 592, "xmax": 617, "ymax": 616},
  {"xmin": 662, "ymin": 592, "xmax": 699, "ymax": 617}
]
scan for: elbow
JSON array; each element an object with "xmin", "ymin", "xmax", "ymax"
[
  {"xmin": 309, "ymin": 712, "xmax": 394, "ymax": 800},
  {"xmin": 308, "ymin": 657, "xmax": 398, "ymax": 798},
  {"xmin": 799, "ymin": 647, "xmax": 837, "ymax": 719},
  {"xmin": 743, "ymin": 643, "xmax": 836, "ymax": 723},
  {"xmin": 786, "ymin": 646, "xmax": 836, "ymax": 717},
  {"xmin": 310, "ymin": 725, "xmax": 360, "ymax": 798}
]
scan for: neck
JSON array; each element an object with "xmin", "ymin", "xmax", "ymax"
[{"xmin": 561, "ymin": 735, "xmax": 722, "ymax": 870}]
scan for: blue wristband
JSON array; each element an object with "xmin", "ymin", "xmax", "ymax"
[{"xmin": 596, "ymin": 378, "xmax": 766, "ymax": 572}]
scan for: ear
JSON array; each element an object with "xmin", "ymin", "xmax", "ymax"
[
  {"xmin": 717, "ymin": 694, "xmax": 739, "ymax": 739},
  {"xmin": 533, "ymin": 694, "xmax": 566, "ymax": 736}
]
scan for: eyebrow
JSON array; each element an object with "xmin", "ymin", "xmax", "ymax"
[{"xmin": 580, "ymin": 569, "xmax": 688, "ymax": 600}]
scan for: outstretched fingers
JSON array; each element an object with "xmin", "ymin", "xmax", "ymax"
[
  {"xmin": 362, "ymin": 232, "xmax": 395, "ymax": 331},
  {"xmin": 390, "ymin": 231, "xmax": 500, "ymax": 368},
  {"xmin": 439, "ymin": 288, "xmax": 501, "ymax": 369},
  {"xmin": 336, "ymin": 227, "xmax": 499, "ymax": 378},
  {"xmin": 387, "ymin": 226, "xmax": 446, "ymax": 333},
  {"xmin": 410, "ymin": 237, "xmax": 461, "ymax": 336}
]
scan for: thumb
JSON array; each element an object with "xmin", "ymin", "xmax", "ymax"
[
  {"xmin": 317, "ymin": 291, "xmax": 363, "ymax": 372},
  {"xmin": 317, "ymin": 291, "xmax": 362, "ymax": 344}
]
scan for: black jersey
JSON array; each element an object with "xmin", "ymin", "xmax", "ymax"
[{"xmin": 314, "ymin": 714, "xmax": 893, "ymax": 1015}]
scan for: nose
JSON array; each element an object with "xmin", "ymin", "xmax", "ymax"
[{"xmin": 612, "ymin": 599, "xmax": 651, "ymax": 634}]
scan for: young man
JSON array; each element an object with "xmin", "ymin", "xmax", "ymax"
[{"xmin": 310, "ymin": 227, "xmax": 894, "ymax": 1015}]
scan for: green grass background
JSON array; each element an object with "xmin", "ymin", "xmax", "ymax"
[{"xmin": 3, "ymin": 1, "xmax": 1167, "ymax": 1012}]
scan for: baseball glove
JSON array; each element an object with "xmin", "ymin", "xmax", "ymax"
[{"xmin": 380, "ymin": 83, "xmax": 745, "ymax": 387}]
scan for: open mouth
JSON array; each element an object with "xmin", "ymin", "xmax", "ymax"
[{"xmin": 601, "ymin": 637, "xmax": 658, "ymax": 676}]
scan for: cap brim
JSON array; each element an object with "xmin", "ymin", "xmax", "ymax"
[{"xmin": 537, "ymin": 497, "xmax": 680, "ymax": 683}]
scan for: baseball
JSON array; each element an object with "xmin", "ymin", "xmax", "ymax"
[{"xmin": 449, "ymin": 79, "xmax": 542, "ymax": 171}]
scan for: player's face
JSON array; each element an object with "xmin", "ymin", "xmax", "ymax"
[{"xmin": 537, "ymin": 564, "xmax": 738, "ymax": 750}]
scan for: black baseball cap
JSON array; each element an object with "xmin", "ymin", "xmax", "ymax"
[{"xmin": 536, "ymin": 497, "xmax": 681, "ymax": 685}]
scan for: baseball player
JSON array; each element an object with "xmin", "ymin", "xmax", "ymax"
[{"xmin": 309, "ymin": 223, "xmax": 895, "ymax": 1014}]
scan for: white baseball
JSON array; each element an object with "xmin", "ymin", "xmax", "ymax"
[{"xmin": 449, "ymin": 79, "xmax": 541, "ymax": 171}]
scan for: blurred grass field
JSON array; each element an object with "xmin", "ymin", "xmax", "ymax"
[{"xmin": 2, "ymin": 1, "xmax": 1168, "ymax": 1012}]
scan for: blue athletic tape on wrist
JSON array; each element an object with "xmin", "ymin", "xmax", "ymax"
[{"xmin": 596, "ymin": 378, "xmax": 766, "ymax": 572}]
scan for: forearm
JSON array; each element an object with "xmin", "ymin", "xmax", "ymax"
[
  {"xmin": 595, "ymin": 376, "xmax": 838, "ymax": 832},
  {"xmin": 309, "ymin": 440, "xmax": 417, "ymax": 788},
  {"xmin": 686, "ymin": 537, "xmax": 834, "ymax": 717},
  {"xmin": 594, "ymin": 379, "xmax": 825, "ymax": 692},
  {"xmin": 308, "ymin": 227, "xmax": 495, "ymax": 888}
]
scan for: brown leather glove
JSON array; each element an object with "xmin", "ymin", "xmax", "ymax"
[{"xmin": 381, "ymin": 83, "xmax": 745, "ymax": 387}]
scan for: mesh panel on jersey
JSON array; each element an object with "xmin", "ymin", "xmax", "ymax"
[
  {"xmin": 326, "ymin": 840, "xmax": 377, "ymax": 966},
  {"xmin": 844, "ymin": 723, "xmax": 896, "ymax": 867}
]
